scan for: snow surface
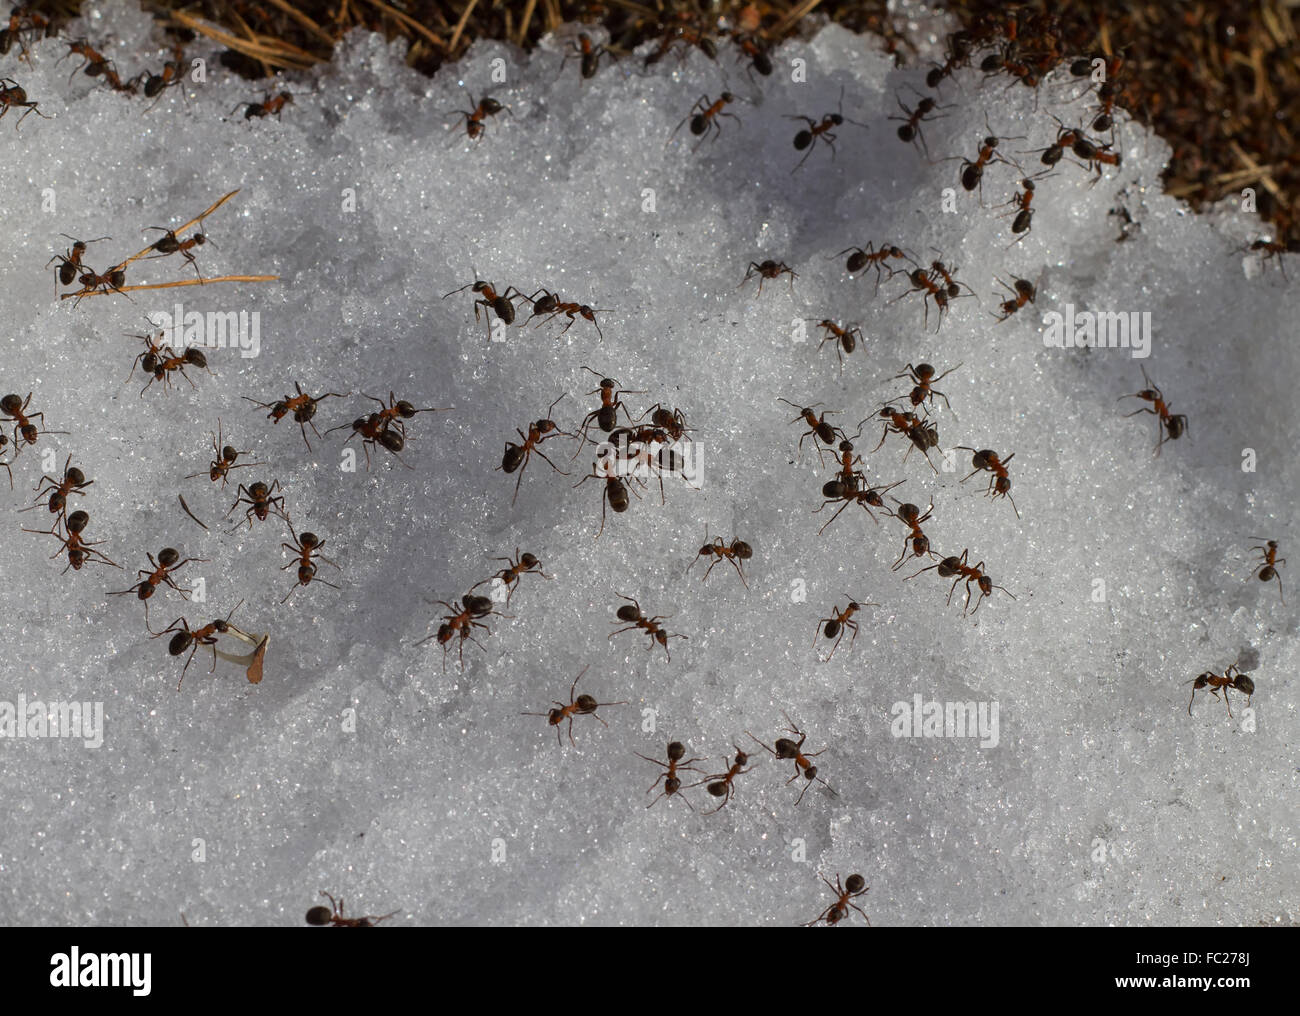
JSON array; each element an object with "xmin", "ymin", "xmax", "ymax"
[{"xmin": 0, "ymin": 2, "xmax": 1296, "ymax": 927}]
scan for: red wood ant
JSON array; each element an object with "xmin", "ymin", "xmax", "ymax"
[
  {"xmin": 785, "ymin": 86, "xmax": 866, "ymax": 173},
  {"xmin": 689, "ymin": 744, "xmax": 753, "ymax": 814},
  {"xmin": 813, "ymin": 319, "xmax": 862, "ymax": 363},
  {"xmin": 1187, "ymin": 664, "xmax": 1255, "ymax": 719},
  {"xmin": 889, "ymin": 267, "xmax": 955, "ymax": 332},
  {"xmin": 926, "ymin": 29, "xmax": 972, "ymax": 87},
  {"xmin": 469, "ymin": 549, "xmax": 551, "ymax": 605},
  {"xmin": 956, "ymin": 447, "xmax": 1018, "ymax": 518},
  {"xmin": 109, "ymin": 547, "xmax": 206, "ymax": 627},
  {"xmin": 443, "ymin": 278, "xmax": 524, "ymax": 331},
  {"xmin": 48, "ymin": 235, "xmax": 108, "ymax": 294},
  {"xmin": 888, "ymin": 91, "xmax": 945, "ymax": 158},
  {"xmin": 830, "ymin": 242, "xmax": 913, "ymax": 293},
  {"xmin": 747, "ymin": 712, "xmax": 837, "ymax": 805},
  {"xmin": 891, "ymin": 498, "xmax": 936, "ymax": 569},
  {"xmin": 778, "ymin": 398, "xmax": 843, "ymax": 467},
  {"xmin": 233, "ymin": 91, "xmax": 293, "ymax": 120},
  {"xmin": 873, "ymin": 406, "xmax": 940, "ymax": 473},
  {"xmin": 815, "ymin": 479, "xmax": 905, "ymax": 534},
  {"xmin": 740, "ymin": 259, "xmax": 797, "ymax": 295},
  {"xmin": 1235, "ymin": 238, "xmax": 1291, "ymax": 282},
  {"xmin": 685, "ymin": 530, "xmax": 753, "ymax": 588},
  {"xmin": 362, "ymin": 391, "xmax": 450, "ymax": 436},
  {"xmin": 125, "ymin": 327, "xmax": 170, "ymax": 384},
  {"xmin": 325, "ymin": 413, "xmax": 408, "ymax": 470},
  {"xmin": 226, "ymin": 479, "xmax": 288, "ymax": 531},
  {"xmin": 0, "ymin": 433, "xmax": 11, "ymax": 489},
  {"xmin": 152, "ymin": 602, "xmax": 242, "ymax": 689},
  {"xmin": 522, "ymin": 666, "xmax": 626, "ymax": 747},
  {"xmin": 634, "ymin": 741, "xmax": 705, "ymax": 809},
  {"xmin": 447, "ymin": 93, "xmax": 507, "ymax": 140},
  {"xmin": 814, "ymin": 596, "xmax": 876, "ymax": 661},
  {"xmin": 305, "ymin": 892, "xmax": 397, "ymax": 928},
  {"xmin": 187, "ymin": 420, "xmax": 263, "ymax": 487},
  {"xmin": 805, "ymin": 873, "xmax": 870, "ymax": 926},
  {"xmin": 946, "ymin": 118, "xmax": 1024, "ymax": 199},
  {"xmin": 71, "ymin": 263, "xmax": 130, "ymax": 304},
  {"xmin": 610, "ymin": 593, "xmax": 687, "ymax": 660},
  {"xmin": 0, "ymin": 76, "xmax": 49, "ymax": 128},
  {"xmin": 906, "ymin": 549, "xmax": 1015, "ymax": 615},
  {"xmin": 281, "ymin": 526, "xmax": 341, "ymax": 603},
  {"xmin": 669, "ymin": 92, "xmax": 737, "ymax": 150},
  {"xmin": 524, "ymin": 289, "xmax": 610, "ymax": 340},
  {"xmin": 143, "ymin": 47, "xmax": 187, "ymax": 106},
  {"xmin": 19, "ymin": 454, "xmax": 92, "ymax": 518},
  {"xmin": 573, "ymin": 458, "xmax": 638, "ymax": 539},
  {"xmin": 144, "ymin": 225, "xmax": 208, "ymax": 277},
  {"xmin": 561, "ymin": 32, "xmax": 613, "ymax": 78},
  {"xmin": 993, "ymin": 276, "xmax": 1036, "ymax": 321},
  {"xmin": 1246, "ymin": 538, "xmax": 1284, "ymax": 603},
  {"xmin": 573, "ymin": 367, "xmax": 643, "ymax": 453},
  {"xmin": 243, "ymin": 382, "xmax": 348, "ymax": 451},
  {"xmin": 1, "ymin": 392, "xmax": 61, "ymax": 452},
  {"xmin": 1003, "ymin": 177, "xmax": 1046, "ymax": 243},
  {"xmin": 140, "ymin": 346, "xmax": 212, "ymax": 396},
  {"xmin": 500, "ymin": 394, "xmax": 571, "ymax": 505},
  {"xmin": 414, "ymin": 594, "xmax": 498, "ymax": 670},
  {"xmin": 1118, "ymin": 366, "xmax": 1187, "ymax": 455},
  {"xmin": 22, "ymin": 509, "xmax": 119, "ymax": 574},
  {"xmin": 893, "ymin": 362, "xmax": 960, "ymax": 414}
]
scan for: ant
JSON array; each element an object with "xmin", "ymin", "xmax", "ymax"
[
  {"xmin": 573, "ymin": 367, "xmax": 643, "ymax": 454},
  {"xmin": 187, "ymin": 420, "xmax": 263, "ymax": 487},
  {"xmin": 140, "ymin": 346, "xmax": 212, "ymax": 396},
  {"xmin": 777, "ymin": 398, "xmax": 843, "ymax": 467},
  {"xmin": 243, "ymin": 382, "xmax": 348, "ymax": 451},
  {"xmin": 523, "ymin": 666, "xmax": 626, "ymax": 747},
  {"xmin": 143, "ymin": 46, "xmax": 186, "ymax": 106},
  {"xmin": 226, "ymin": 479, "xmax": 289, "ymax": 531},
  {"xmin": 414, "ymin": 594, "xmax": 498, "ymax": 671},
  {"xmin": 1235, "ymin": 238, "xmax": 1291, "ymax": 282},
  {"xmin": 926, "ymin": 257, "xmax": 979, "ymax": 304},
  {"xmin": 442, "ymin": 278, "xmax": 525, "ymax": 332},
  {"xmin": 447, "ymin": 93, "xmax": 507, "ymax": 141},
  {"xmin": 926, "ymin": 29, "xmax": 972, "ymax": 88},
  {"xmin": 281, "ymin": 526, "xmax": 341, "ymax": 603},
  {"xmin": 890, "ymin": 499, "xmax": 936, "ymax": 569},
  {"xmin": 906, "ymin": 548, "xmax": 1015, "ymax": 615},
  {"xmin": 946, "ymin": 117, "xmax": 1024, "ymax": 199},
  {"xmin": 1118, "ymin": 366, "xmax": 1188, "ymax": 455},
  {"xmin": 634, "ymin": 741, "xmax": 705, "ymax": 809},
  {"xmin": 0, "ymin": 77, "xmax": 49, "ymax": 129},
  {"xmin": 125, "ymin": 327, "xmax": 171, "ymax": 384},
  {"xmin": 48, "ymin": 235, "xmax": 108, "ymax": 294},
  {"xmin": 469, "ymin": 549, "xmax": 551, "ymax": 605},
  {"xmin": 638, "ymin": 404, "xmax": 689, "ymax": 443},
  {"xmin": 561, "ymin": 32, "xmax": 613, "ymax": 79},
  {"xmin": 956, "ymin": 447, "xmax": 1019, "ymax": 518},
  {"xmin": 993, "ymin": 276, "xmax": 1036, "ymax": 321},
  {"xmin": 1003, "ymin": 177, "xmax": 1047, "ymax": 242},
  {"xmin": 64, "ymin": 40, "xmax": 134, "ymax": 92},
  {"xmin": 669, "ymin": 92, "xmax": 737, "ymax": 150},
  {"xmin": 740, "ymin": 259, "xmax": 797, "ymax": 295},
  {"xmin": 889, "ymin": 267, "xmax": 954, "ymax": 332},
  {"xmin": 815, "ymin": 596, "xmax": 876, "ymax": 661},
  {"xmin": 1025, "ymin": 118, "xmax": 1085, "ymax": 170},
  {"xmin": 305, "ymin": 892, "xmax": 397, "ymax": 928},
  {"xmin": 500, "ymin": 394, "xmax": 571, "ymax": 505},
  {"xmin": 873, "ymin": 406, "xmax": 940, "ymax": 474},
  {"xmin": 524, "ymin": 289, "xmax": 609, "ymax": 340},
  {"xmin": 610, "ymin": 593, "xmax": 687, "ymax": 660},
  {"xmin": 1245, "ymin": 538, "xmax": 1285, "ymax": 603},
  {"xmin": 685, "ymin": 529, "xmax": 753, "ymax": 588},
  {"xmin": 689, "ymin": 745, "xmax": 753, "ymax": 814},
  {"xmin": 152, "ymin": 602, "xmax": 242, "ymax": 689},
  {"xmin": 1187, "ymin": 664, "xmax": 1255, "ymax": 719},
  {"xmin": 20, "ymin": 454, "xmax": 92, "ymax": 518},
  {"xmin": 805, "ymin": 873, "xmax": 870, "ymax": 927},
  {"xmin": 813, "ymin": 319, "xmax": 863, "ymax": 363},
  {"xmin": 233, "ymin": 91, "xmax": 293, "ymax": 120},
  {"xmin": 574, "ymin": 454, "xmax": 639, "ymax": 538},
  {"xmin": 1, "ymin": 392, "xmax": 61, "ymax": 452},
  {"xmin": 22, "ymin": 509, "xmax": 119, "ymax": 574},
  {"xmin": 814, "ymin": 479, "xmax": 905, "ymax": 534},
  {"xmin": 785, "ymin": 86, "xmax": 866, "ymax": 173},
  {"xmin": 363, "ymin": 391, "xmax": 450, "ymax": 435},
  {"xmin": 888, "ymin": 91, "xmax": 945, "ymax": 158},
  {"xmin": 143, "ymin": 226, "xmax": 208, "ymax": 277},
  {"xmin": 71, "ymin": 263, "xmax": 130, "ymax": 304},
  {"xmin": 0, "ymin": 433, "xmax": 11, "ymax": 488},
  {"xmin": 327, "ymin": 413, "xmax": 412, "ymax": 470},
  {"xmin": 109, "ymin": 547, "xmax": 206, "ymax": 628},
  {"xmin": 747, "ymin": 712, "xmax": 836, "ymax": 806},
  {"xmin": 831, "ymin": 242, "xmax": 913, "ymax": 293},
  {"xmin": 893, "ymin": 362, "xmax": 961, "ymax": 414},
  {"xmin": 829, "ymin": 436, "xmax": 868, "ymax": 492}
]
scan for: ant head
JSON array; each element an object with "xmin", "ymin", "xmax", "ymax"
[
  {"xmin": 305, "ymin": 906, "xmax": 333, "ymax": 926},
  {"xmin": 395, "ymin": 400, "xmax": 418, "ymax": 417},
  {"xmin": 977, "ymin": 576, "xmax": 995, "ymax": 595},
  {"xmin": 666, "ymin": 741, "xmax": 685, "ymax": 761},
  {"xmin": 838, "ymin": 438, "xmax": 854, "ymax": 452},
  {"xmin": 844, "ymin": 874, "xmax": 866, "ymax": 894},
  {"xmin": 158, "ymin": 547, "xmax": 180, "ymax": 567},
  {"xmin": 66, "ymin": 510, "xmax": 90, "ymax": 533},
  {"xmin": 270, "ymin": 400, "xmax": 289, "ymax": 418},
  {"xmin": 896, "ymin": 502, "xmax": 920, "ymax": 524},
  {"xmin": 0, "ymin": 393, "xmax": 22, "ymax": 414},
  {"xmin": 1191, "ymin": 672, "xmax": 1213, "ymax": 690},
  {"xmin": 546, "ymin": 707, "xmax": 565, "ymax": 726},
  {"xmin": 19, "ymin": 423, "xmax": 36, "ymax": 443},
  {"xmin": 733, "ymin": 748, "xmax": 749, "ymax": 765}
]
